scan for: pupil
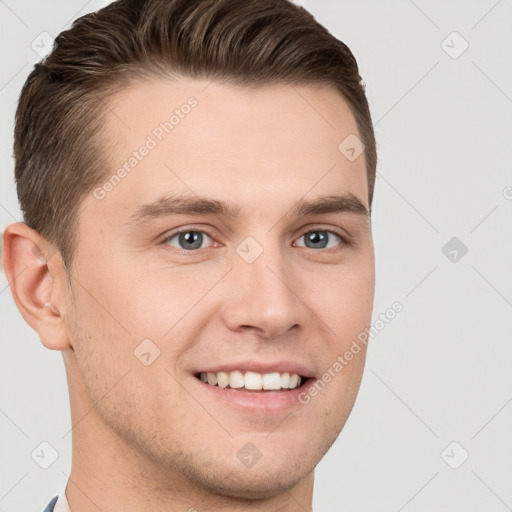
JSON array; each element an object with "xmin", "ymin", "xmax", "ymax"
[
  {"xmin": 180, "ymin": 232, "xmax": 202, "ymax": 250},
  {"xmin": 306, "ymin": 231, "xmax": 327, "ymax": 248}
]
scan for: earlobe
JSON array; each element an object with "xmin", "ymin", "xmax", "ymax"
[{"xmin": 2, "ymin": 222, "xmax": 71, "ymax": 351}]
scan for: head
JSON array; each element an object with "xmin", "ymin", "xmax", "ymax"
[{"xmin": 4, "ymin": 0, "xmax": 376, "ymax": 504}]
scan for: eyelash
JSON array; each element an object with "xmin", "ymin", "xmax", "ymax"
[{"xmin": 160, "ymin": 226, "xmax": 351, "ymax": 253}]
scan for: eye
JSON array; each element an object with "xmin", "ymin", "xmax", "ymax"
[
  {"xmin": 163, "ymin": 230, "xmax": 213, "ymax": 251},
  {"xmin": 294, "ymin": 230, "xmax": 343, "ymax": 249}
]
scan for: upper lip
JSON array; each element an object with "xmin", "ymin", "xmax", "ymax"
[{"xmin": 195, "ymin": 360, "xmax": 315, "ymax": 379}]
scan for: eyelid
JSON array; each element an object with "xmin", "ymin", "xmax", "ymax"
[
  {"xmin": 159, "ymin": 225, "xmax": 217, "ymax": 242},
  {"xmin": 159, "ymin": 226, "xmax": 219, "ymax": 252},
  {"xmin": 293, "ymin": 230, "xmax": 343, "ymax": 249},
  {"xmin": 293, "ymin": 225, "xmax": 352, "ymax": 246}
]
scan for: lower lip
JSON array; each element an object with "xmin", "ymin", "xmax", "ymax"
[{"xmin": 191, "ymin": 376, "xmax": 313, "ymax": 414}]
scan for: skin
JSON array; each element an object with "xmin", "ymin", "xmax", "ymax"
[{"xmin": 3, "ymin": 78, "xmax": 375, "ymax": 511}]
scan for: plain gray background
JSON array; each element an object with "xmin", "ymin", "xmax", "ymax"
[{"xmin": 1, "ymin": 0, "xmax": 511, "ymax": 511}]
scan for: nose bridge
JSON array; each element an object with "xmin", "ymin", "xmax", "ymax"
[{"xmin": 222, "ymin": 238, "xmax": 303, "ymax": 338}]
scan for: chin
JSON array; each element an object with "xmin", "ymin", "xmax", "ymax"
[
  {"xmin": 171, "ymin": 437, "xmax": 323, "ymax": 502},
  {"xmin": 195, "ymin": 460, "xmax": 311, "ymax": 501}
]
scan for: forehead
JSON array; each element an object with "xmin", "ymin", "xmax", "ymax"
[{"xmin": 90, "ymin": 77, "xmax": 368, "ymax": 221}]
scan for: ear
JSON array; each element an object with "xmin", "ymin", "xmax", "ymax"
[{"xmin": 2, "ymin": 222, "xmax": 71, "ymax": 351}]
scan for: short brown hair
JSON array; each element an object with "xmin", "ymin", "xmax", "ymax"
[{"xmin": 14, "ymin": 0, "xmax": 376, "ymax": 265}]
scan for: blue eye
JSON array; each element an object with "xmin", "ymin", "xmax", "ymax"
[
  {"xmin": 295, "ymin": 230, "xmax": 342, "ymax": 249},
  {"xmin": 164, "ymin": 231, "xmax": 212, "ymax": 250}
]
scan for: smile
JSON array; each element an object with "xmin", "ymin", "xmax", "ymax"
[{"xmin": 198, "ymin": 371, "xmax": 302, "ymax": 391}]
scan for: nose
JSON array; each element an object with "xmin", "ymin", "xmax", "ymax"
[{"xmin": 221, "ymin": 245, "xmax": 307, "ymax": 340}]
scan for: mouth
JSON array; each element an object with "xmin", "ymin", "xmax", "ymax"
[
  {"xmin": 192, "ymin": 368, "xmax": 314, "ymax": 414},
  {"xmin": 195, "ymin": 370, "xmax": 305, "ymax": 392}
]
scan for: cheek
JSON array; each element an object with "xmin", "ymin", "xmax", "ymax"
[
  {"xmin": 310, "ymin": 259, "xmax": 375, "ymax": 342},
  {"xmin": 92, "ymin": 254, "xmax": 230, "ymax": 338}
]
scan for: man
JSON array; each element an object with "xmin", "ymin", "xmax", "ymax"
[{"xmin": 2, "ymin": 0, "xmax": 377, "ymax": 510}]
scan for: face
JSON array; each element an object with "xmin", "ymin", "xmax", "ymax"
[{"xmin": 65, "ymin": 78, "xmax": 375, "ymax": 498}]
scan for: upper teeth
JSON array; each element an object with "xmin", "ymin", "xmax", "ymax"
[{"xmin": 199, "ymin": 371, "xmax": 302, "ymax": 390}]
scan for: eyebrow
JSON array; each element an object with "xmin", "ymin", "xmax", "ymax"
[
  {"xmin": 293, "ymin": 194, "xmax": 368, "ymax": 217},
  {"xmin": 127, "ymin": 193, "xmax": 369, "ymax": 225}
]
